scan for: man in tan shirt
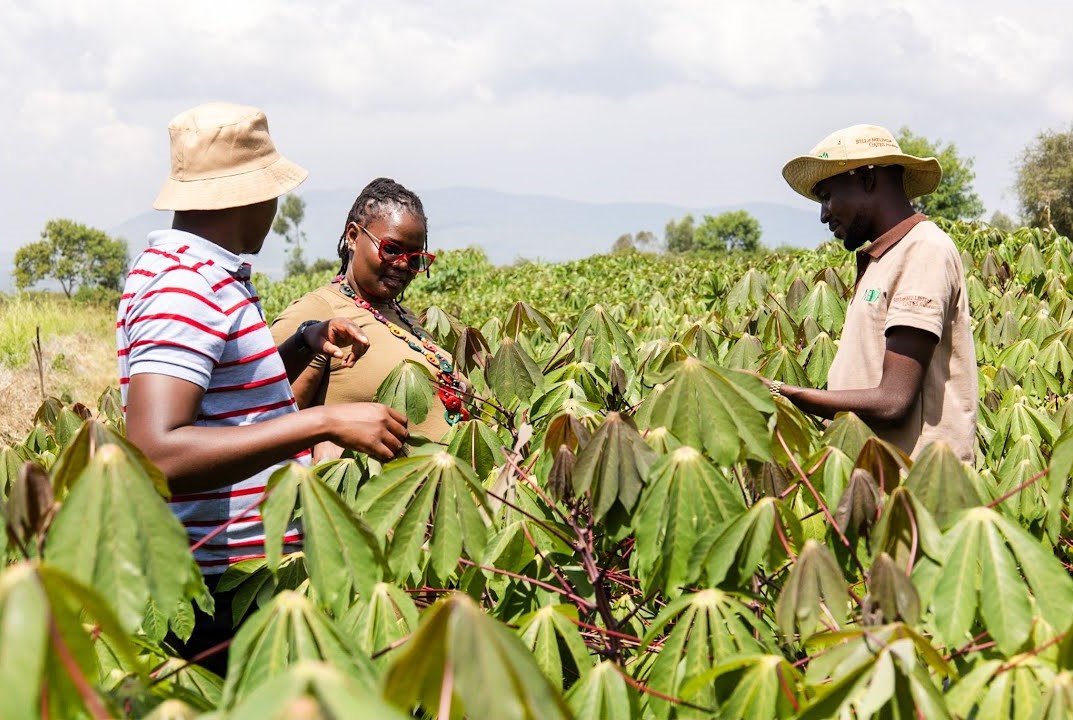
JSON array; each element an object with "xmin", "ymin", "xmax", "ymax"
[{"xmin": 773, "ymin": 124, "xmax": 977, "ymax": 463}]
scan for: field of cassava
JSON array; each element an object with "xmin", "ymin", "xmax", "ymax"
[{"xmin": 5, "ymin": 219, "xmax": 1073, "ymax": 718}]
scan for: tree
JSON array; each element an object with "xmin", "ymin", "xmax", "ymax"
[
  {"xmin": 989, "ymin": 210, "xmax": 1016, "ymax": 232},
  {"xmin": 611, "ymin": 233, "xmax": 636, "ymax": 254},
  {"xmin": 665, "ymin": 214, "xmax": 695, "ymax": 253},
  {"xmin": 13, "ymin": 219, "xmax": 128, "ymax": 297},
  {"xmin": 694, "ymin": 210, "xmax": 762, "ymax": 253},
  {"xmin": 273, "ymin": 193, "xmax": 308, "ymax": 277},
  {"xmin": 1015, "ymin": 124, "xmax": 1073, "ymax": 238},
  {"xmin": 308, "ymin": 257, "xmax": 338, "ymax": 274},
  {"xmin": 895, "ymin": 127, "xmax": 984, "ymax": 221},
  {"xmin": 634, "ymin": 230, "xmax": 658, "ymax": 251}
]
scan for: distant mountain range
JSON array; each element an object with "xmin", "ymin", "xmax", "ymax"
[
  {"xmin": 109, "ymin": 187, "xmax": 829, "ymax": 277},
  {"xmin": 1, "ymin": 188, "xmax": 829, "ymax": 290}
]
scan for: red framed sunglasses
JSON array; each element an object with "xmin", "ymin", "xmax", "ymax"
[{"xmin": 353, "ymin": 223, "xmax": 436, "ymax": 273}]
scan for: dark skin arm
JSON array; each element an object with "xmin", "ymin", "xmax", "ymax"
[
  {"xmin": 774, "ymin": 326, "xmax": 937, "ymax": 425},
  {"xmin": 125, "ymin": 374, "xmax": 408, "ymax": 495},
  {"xmin": 276, "ymin": 318, "xmax": 368, "ymax": 385}
]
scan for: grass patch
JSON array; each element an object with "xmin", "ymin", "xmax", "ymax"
[
  {"xmin": 0, "ymin": 293, "xmax": 117, "ymax": 443},
  {"xmin": 0, "ymin": 293, "xmax": 114, "ymax": 368}
]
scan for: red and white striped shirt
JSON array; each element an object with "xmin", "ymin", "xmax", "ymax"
[{"xmin": 117, "ymin": 230, "xmax": 306, "ymax": 574}]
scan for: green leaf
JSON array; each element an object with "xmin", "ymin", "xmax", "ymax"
[
  {"xmin": 357, "ymin": 452, "xmax": 490, "ymax": 581},
  {"xmin": 263, "ymin": 464, "xmax": 385, "ymax": 616},
  {"xmin": 932, "ymin": 511, "xmax": 983, "ymax": 650},
  {"xmin": 640, "ymin": 589, "xmax": 773, "ymax": 719},
  {"xmin": 572, "ymin": 412, "xmax": 657, "ymax": 521},
  {"xmin": 383, "ymin": 593, "xmax": 573, "ymax": 720},
  {"xmin": 303, "ymin": 466, "xmax": 385, "ymax": 615},
  {"xmin": 679, "ymin": 654, "xmax": 802, "ymax": 719},
  {"xmin": 863, "ymin": 552, "xmax": 921, "ymax": 626},
  {"xmin": 820, "ymin": 413, "xmax": 876, "ymax": 460},
  {"xmin": 341, "ymin": 582, "xmax": 419, "ymax": 668},
  {"xmin": 0, "ymin": 563, "xmax": 48, "ymax": 720},
  {"xmin": 518, "ymin": 605, "xmax": 594, "ymax": 689},
  {"xmin": 932, "ymin": 507, "xmax": 1073, "ymax": 655},
  {"xmin": 566, "ymin": 661, "xmax": 639, "ymax": 720},
  {"xmin": 261, "ymin": 466, "xmax": 301, "ymax": 573},
  {"xmin": 505, "ymin": 301, "xmax": 555, "ymax": 340},
  {"xmin": 488, "ymin": 337, "xmax": 545, "ymax": 406},
  {"xmin": 375, "ymin": 359, "xmax": 436, "ymax": 425},
  {"xmin": 49, "ymin": 419, "xmax": 168, "ymax": 499},
  {"xmin": 979, "ymin": 516, "xmax": 1032, "ymax": 655},
  {"xmin": 221, "ymin": 591, "xmax": 378, "ymax": 707},
  {"xmin": 1046, "ymin": 426, "xmax": 1073, "ymax": 543},
  {"xmin": 638, "ymin": 358, "xmax": 774, "ymax": 465},
  {"xmin": 794, "ymin": 280, "xmax": 846, "ymax": 333},
  {"xmin": 799, "ymin": 625, "xmax": 952, "ymax": 720},
  {"xmin": 227, "ymin": 660, "xmax": 409, "ymax": 720},
  {"xmin": 573, "ymin": 303, "xmax": 637, "ymax": 373},
  {"xmin": 445, "ymin": 419, "xmax": 507, "ymax": 480},
  {"xmin": 633, "ymin": 446, "xmax": 746, "ymax": 596},
  {"xmin": 44, "ymin": 443, "xmax": 201, "ymax": 638},
  {"xmin": 905, "ymin": 442, "xmax": 984, "ymax": 527},
  {"xmin": 870, "ymin": 487, "xmax": 942, "ymax": 569},
  {"xmin": 0, "ymin": 562, "xmax": 141, "ymax": 720},
  {"xmin": 775, "ymin": 540, "xmax": 850, "ymax": 640},
  {"xmin": 728, "ymin": 268, "xmax": 769, "ymax": 310},
  {"xmin": 702, "ymin": 496, "xmax": 799, "ymax": 588}
]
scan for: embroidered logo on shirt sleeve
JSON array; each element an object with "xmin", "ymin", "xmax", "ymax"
[{"xmin": 891, "ymin": 294, "xmax": 935, "ymax": 309}]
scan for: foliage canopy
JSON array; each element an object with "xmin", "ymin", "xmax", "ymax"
[
  {"xmin": 694, "ymin": 210, "xmax": 762, "ymax": 253},
  {"xmin": 13, "ymin": 219, "xmax": 127, "ymax": 297},
  {"xmin": 896, "ymin": 126, "xmax": 984, "ymax": 222},
  {"xmin": 1015, "ymin": 123, "xmax": 1073, "ymax": 239}
]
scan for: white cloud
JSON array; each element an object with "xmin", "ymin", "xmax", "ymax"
[{"xmin": 0, "ymin": 0, "xmax": 1071, "ymax": 259}]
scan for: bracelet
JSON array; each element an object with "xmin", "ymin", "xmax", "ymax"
[
  {"xmin": 294, "ymin": 319, "xmax": 321, "ymax": 354},
  {"xmin": 769, "ymin": 380, "xmax": 783, "ymax": 398}
]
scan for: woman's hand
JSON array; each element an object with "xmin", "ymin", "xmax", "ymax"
[{"xmin": 302, "ymin": 318, "xmax": 370, "ymax": 367}]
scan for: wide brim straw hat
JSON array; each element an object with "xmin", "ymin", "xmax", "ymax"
[
  {"xmin": 781, "ymin": 124, "xmax": 942, "ymax": 202},
  {"xmin": 154, "ymin": 103, "xmax": 308, "ymax": 211}
]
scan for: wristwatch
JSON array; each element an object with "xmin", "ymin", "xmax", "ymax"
[
  {"xmin": 769, "ymin": 380, "xmax": 784, "ymax": 398},
  {"xmin": 294, "ymin": 319, "xmax": 321, "ymax": 354}
]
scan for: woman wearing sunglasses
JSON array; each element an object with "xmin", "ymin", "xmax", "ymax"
[{"xmin": 271, "ymin": 178, "xmax": 467, "ymax": 456}]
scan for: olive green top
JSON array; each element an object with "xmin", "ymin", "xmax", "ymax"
[{"xmin": 270, "ymin": 284, "xmax": 453, "ymax": 441}]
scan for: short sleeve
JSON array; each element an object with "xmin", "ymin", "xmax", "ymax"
[
  {"xmin": 124, "ymin": 269, "xmax": 229, "ymax": 388},
  {"xmin": 884, "ymin": 237, "xmax": 958, "ymax": 342},
  {"xmin": 270, "ymin": 291, "xmax": 338, "ymax": 371}
]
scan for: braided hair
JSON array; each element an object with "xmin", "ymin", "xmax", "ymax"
[{"xmin": 337, "ymin": 178, "xmax": 428, "ymax": 275}]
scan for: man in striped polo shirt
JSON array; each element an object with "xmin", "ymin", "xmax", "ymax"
[{"xmin": 119, "ymin": 103, "xmax": 409, "ymax": 672}]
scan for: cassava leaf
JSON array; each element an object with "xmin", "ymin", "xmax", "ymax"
[
  {"xmin": 488, "ymin": 337, "xmax": 544, "ymax": 406},
  {"xmin": 357, "ymin": 452, "xmax": 490, "ymax": 582},
  {"xmin": 375, "ymin": 358, "xmax": 436, "ymax": 425},
  {"xmin": 637, "ymin": 358, "xmax": 773, "ymax": 466},
  {"xmin": 632, "ymin": 446, "xmax": 746, "ymax": 596},
  {"xmin": 262, "ymin": 464, "xmax": 384, "ymax": 617},
  {"xmin": 517, "ymin": 605, "xmax": 594, "ymax": 689},
  {"xmin": 221, "ymin": 591, "xmax": 378, "ymax": 708},
  {"xmin": 566, "ymin": 661, "xmax": 639, "ymax": 720},
  {"xmin": 383, "ymin": 593, "xmax": 573, "ymax": 720},
  {"xmin": 572, "ymin": 411, "xmax": 657, "ymax": 521},
  {"xmin": 44, "ymin": 443, "xmax": 202, "ymax": 638},
  {"xmin": 775, "ymin": 539, "xmax": 850, "ymax": 640}
]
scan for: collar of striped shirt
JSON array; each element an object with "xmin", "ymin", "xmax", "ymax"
[{"xmin": 146, "ymin": 229, "xmax": 253, "ymax": 280}]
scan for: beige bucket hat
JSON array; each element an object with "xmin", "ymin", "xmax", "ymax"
[
  {"xmin": 782, "ymin": 124, "xmax": 942, "ymax": 202},
  {"xmin": 154, "ymin": 103, "xmax": 308, "ymax": 211}
]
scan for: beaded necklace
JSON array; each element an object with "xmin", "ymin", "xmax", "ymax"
[{"xmin": 334, "ymin": 276, "xmax": 469, "ymax": 425}]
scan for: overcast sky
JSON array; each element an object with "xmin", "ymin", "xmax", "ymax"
[{"xmin": 2, "ymin": 0, "xmax": 1071, "ymax": 257}]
